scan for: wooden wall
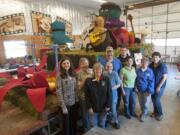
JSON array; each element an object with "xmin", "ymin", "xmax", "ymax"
[{"xmin": 0, "ymin": 35, "xmax": 51, "ymax": 64}]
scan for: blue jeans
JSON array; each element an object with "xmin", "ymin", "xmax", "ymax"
[
  {"xmin": 138, "ymin": 92, "xmax": 151, "ymax": 116},
  {"xmin": 123, "ymin": 88, "xmax": 136, "ymax": 116},
  {"xmin": 117, "ymin": 87, "xmax": 122, "ymax": 111},
  {"xmin": 90, "ymin": 111, "xmax": 107, "ymax": 128},
  {"xmin": 111, "ymin": 102, "xmax": 118, "ymax": 123},
  {"xmin": 79, "ymin": 99, "xmax": 90, "ymax": 131},
  {"xmin": 151, "ymin": 87, "xmax": 165, "ymax": 116},
  {"xmin": 129, "ymin": 91, "xmax": 136, "ymax": 115}
]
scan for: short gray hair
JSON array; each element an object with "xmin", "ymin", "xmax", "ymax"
[
  {"xmin": 106, "ymin": 62, "xmax": 113, "ymax": 67},
  {"xmin": 141, "ymin": 57, "xmax": 149, "ymax": 63},
  {"xmin": 93, "ymin": 62, "xmax": 103, "ymax": 71},
  {"xmin": 79, "ymin": 57, "xmax": 89, "ymax": 65}
]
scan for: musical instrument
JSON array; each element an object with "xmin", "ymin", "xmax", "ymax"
[
  {"xmin": 81, "ymin": 25, "xmax": 94, "ymax": 48},
  {"xmin": 89, "ymin": 30, "xmax": 107, "ymax": 45},
  {"xmin": 128, "ymin": 14, "xmax": 135, "ymax": 39}
]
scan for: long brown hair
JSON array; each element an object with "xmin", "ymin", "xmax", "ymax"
[{"xmin": 59, "ymin": 57, "xmax": 75, "ymax": 78}]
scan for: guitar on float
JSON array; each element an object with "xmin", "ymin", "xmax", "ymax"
[
  {"xmin": 88, "ymin": 16, "xmax": 107, "ymax": 47},
  {"xmin": 82, "ymin": 16, "xmax": 112, "ymax": 52},
  {"xmin": 127, "ymin": 14, "xmax": 136, "ymax": 45},
  {"xmin": 88, "ymin": 29, "xmax": 107, "ymax": 45},
  {"xmin": 128, "ymin": 14, "xmax": 135, "ymax": 38}
]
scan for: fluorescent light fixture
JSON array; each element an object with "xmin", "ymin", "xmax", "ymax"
[
  {"xmin": 128, "ymin": 5, "xmax": 134, "ymax": 8},
  {"xmin": 92, "ymin": 0, "xmax": 106, "ymax": 3}
]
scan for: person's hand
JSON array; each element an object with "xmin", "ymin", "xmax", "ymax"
[
  {"xmin": 122, "ymin": 89, "xmax": 126, "ymax": 96},
  {"xmin": 105, "ymin": 107, "xmax": 110, "ymax": 112},
  {"xmin": 112, "ymin": 85, "xmax": 116, "ymax": 90},
  {"xmin": 62, "ymin": 106, "xmax": 68, "ymax": 114},
  {"xmin": 88, "ymin": 108, "xmax": 94, "ymax": 116},
  {"xmin": 156, "ymin": 86, "xmax": 161, "ymax": 93},
  {"xmin": 146, "ymin": 92, "xmax": 150, "ymax": 96},
  {"xmin": 135, "ymin": 87, "xmax": 138, "ymax": 93}
]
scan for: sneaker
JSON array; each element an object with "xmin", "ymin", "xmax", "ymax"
[
  {"xmin": 150, "ymin": 112, "xmax": 155, "ymax": 117},
  {"xmin": 125, "ymin": 114, "xmax": 131, "ymax": 119},
  {"xmin": 131, "ymin": 113, "xmax": 138, "ymax": 118},
  {"xmin": 114, "ymin": 122, "xmax": 120, "ymax": 129},
  {"xmin": 155, "ymin": 115, "xmax": 163, "ymax": 121},
  {"xmin": 140, "ymin": 115, "xmax": 146, "ymax": 122}
]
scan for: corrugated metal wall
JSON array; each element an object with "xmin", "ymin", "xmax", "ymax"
[{"xmin": 0, "ymin": 0, "xmax": 96, "ymax": 35}]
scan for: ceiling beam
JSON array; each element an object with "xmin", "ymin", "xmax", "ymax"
[{"xmin": 127, "ymin": 0, "xmax": 177, "ymax": 10}]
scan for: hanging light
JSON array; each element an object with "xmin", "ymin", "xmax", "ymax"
[{"xmin": 91, "ymin": 0, "xmax": 106, "ymax": 3}]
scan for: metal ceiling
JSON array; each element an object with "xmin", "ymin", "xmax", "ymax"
[
  {"xmin": 126, "ymin": 0, "xmax": 177, "ymax": 10},
  {"xmin": 59, "ymin": 0, "xmax": 177, "ymax": 9},
  {"xmin": 21, "ymin": 0, "xmax": 177, "ymax": 10}
]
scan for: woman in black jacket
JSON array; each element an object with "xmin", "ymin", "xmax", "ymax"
[{"xmin": 85, "ymin": 62, "xmax": 112, "ymax": 128}]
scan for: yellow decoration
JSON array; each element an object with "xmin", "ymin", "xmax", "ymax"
[
  {"xmin": 88, "ymin": 16, "xmax": 106, "ymax": 46},
  {"xmin": 47, "ymin": 77, "xmax": 56, "ymax": 92},
  {"xmin": 48, "ymin": 82, "xmax": 56, "ymax": 92},
  {"xmin": 44, "ymin": 36, "xmax": 53, "ymax": 45},
  {"xmin": 89, "ymin": 31, "xmax": 107, "ymax": 45}
]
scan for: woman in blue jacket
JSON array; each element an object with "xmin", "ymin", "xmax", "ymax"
[{"xmin": 135, "ymin": 57, "xmax": 154, "ymax": 122}]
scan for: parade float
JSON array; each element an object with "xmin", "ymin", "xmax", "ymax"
[{"xmin": 0, "ymin": 2, "xmax": 153, "ymax": 121}]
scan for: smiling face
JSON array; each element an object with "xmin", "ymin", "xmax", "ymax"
[
  {"xmin": 39, "ymin": 17, "xmax": 51, "ymax": 32},
  {"xmin": 106, "ymin": 46, "xmax": 114, "ymax": 60},
  {"xmin": 106, "ymin": 62, "xmax": 113, "ymax": 72},
  {"xmin": 61, "ymin": 59, "xmax": 71, "ymax": 71},
  {"xmin": 152, "ymin": 55, "xmax": 161, "ymax": 64},
  {"xmin": 106, "ymin": 50, "xmax": 113, "ymax": 60},
  {"xmin": 126, "ymin": 58, "xmax": 133, "ymax": 67},
  {"xmin": 141, "ymin": 58, "xmax": 149, "ymax": 69},
  {"xmin": 93, "ymin": 63, "xmax": 103, "ymax": 78},
  {"xmin": 94, "ymin": 67, "xmax": 102, "ymax": 78},
  {"xmin": 120, "ymin": 48, "xmax": 128, "ymax": 57},
  {"xmin": 80, "ymin": 59, "xmax": 89, "ymax": 71}
]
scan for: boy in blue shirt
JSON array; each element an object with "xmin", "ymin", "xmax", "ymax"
[{"xmin": 135, "ymin": 57, "xmax": 154, "ymax": 122}]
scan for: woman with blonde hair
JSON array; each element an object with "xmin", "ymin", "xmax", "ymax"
[{"xmin": 85, "ymin": 62, "xmax": 112, "ymax": 128}]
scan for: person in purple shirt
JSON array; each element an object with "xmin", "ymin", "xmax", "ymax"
[
  {"xmin": 149, "ymin": 52, "xmax": 168, "ymax": 121},
  {"xmin": 135, "ymin": 57, "xmax": 154, "ymax": 122}
]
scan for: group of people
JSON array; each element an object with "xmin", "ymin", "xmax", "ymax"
[{"xmin": 56, "ymin": 46, "xmax": 168, "ymax": 135}]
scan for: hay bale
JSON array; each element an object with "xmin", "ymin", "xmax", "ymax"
[
  {"xmin": 5, "ymin": 87, "xmax": 59, "ymax": 119},
  {"xmin": 0, "ymin": 78, "xmax": 7, "ymax": 86}
]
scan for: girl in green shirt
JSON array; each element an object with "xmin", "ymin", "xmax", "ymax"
[{"xmin": 120, "ymin": 56, "xmax": 137, "ymax": 119}]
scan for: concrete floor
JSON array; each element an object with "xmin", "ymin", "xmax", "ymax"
[
  {"xmin": 109, "ymin": 64, "xmax": 180, "ymax": 135},
  {"xmin": 0, "ymin": 64, "xmax": 179, "ymax": 135}
]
